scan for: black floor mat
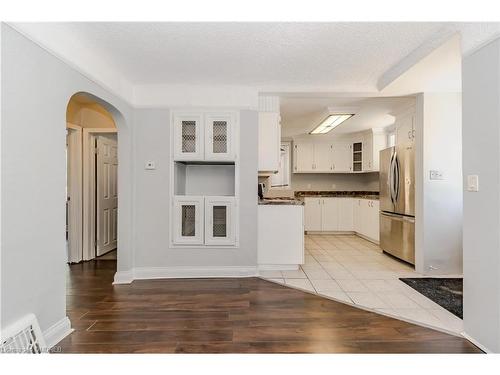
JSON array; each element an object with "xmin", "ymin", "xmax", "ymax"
[{"xmin": 399, "ymin": 278, "xmax": 463, "ymax": 319}]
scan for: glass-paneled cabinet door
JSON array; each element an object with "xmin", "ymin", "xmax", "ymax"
[
  {"xmin": 173, "ymin": 196, "xmax": 204, "ymax": 244},
  {"xmin": 204, "ymin": 112, "xmax": 236, "ymax": 161},
  {"xmin": 204, "ymin": 196, "xmax": 236, "ymax": 245},
  {"xmin": 173, "ymin": 112, "xmax": 204, "ymax": 161}
]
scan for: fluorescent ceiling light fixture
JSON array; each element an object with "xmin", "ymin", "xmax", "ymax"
[{"xmin": 309, "ymin": 114, "xmax": 354, "ymax": 134}]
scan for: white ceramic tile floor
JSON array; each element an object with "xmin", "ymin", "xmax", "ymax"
[{"xmin": 260, "ymin": 234, "xmax": 464, "ymax": 335}]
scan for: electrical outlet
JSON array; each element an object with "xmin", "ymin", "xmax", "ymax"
[
  {"xmin": 331, "ymin": 184, "xmax": 336, "ymax": 189},
  {"xmin": 307, "ymin": 184, "xmax": 312, "ymax": 189}
]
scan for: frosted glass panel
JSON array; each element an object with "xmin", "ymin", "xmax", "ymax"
[
  {"xmin": 212, "ymin": 121, "xmax": 227, "ymax": 153},
  {"xmin": 213, "ymin": 205, "xmax": 227, "ymax": 237},
  {"xmin": 181, "ymin": 205, "xmax": 196, "ymax": 237},
  {"xmin": 182, "ymin": 121, "xmax": 196, "ymax": 153}
]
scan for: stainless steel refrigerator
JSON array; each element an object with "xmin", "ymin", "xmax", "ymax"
[{"xmin": 379, "ymin": 145, "xmax": 415, "ymax": 264}]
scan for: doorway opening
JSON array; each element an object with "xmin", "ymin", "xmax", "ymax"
[{"xmin": 66, "ymin": 93, "xmax": 118, "ymax": 263}]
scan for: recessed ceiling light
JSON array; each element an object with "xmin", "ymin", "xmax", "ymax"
[{"xmin": 309, "ymin": 114, "xmax": 354, "ymax": 134}]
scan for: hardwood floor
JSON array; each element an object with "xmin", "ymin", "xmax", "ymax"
[{"xmin": 57, "ymin": 260, "xmax": 482, "ymax": 353}]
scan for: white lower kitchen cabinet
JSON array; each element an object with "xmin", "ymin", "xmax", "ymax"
[
  {"xmin": 353, "ymin": 198, "xmax": 379, "ymax": 242},
  {"xmin": 258, "ymin": 205, "xmax": 304, "ymax": 269},
  {"xmin": 204, "ymin": 196, "xmax": 236, "ymax": 245},
  {"xmin": 338, "ymin": 198, "xmax": 354, "ymax": 231},
  {"xmin": 173, "ymin": 196, "xmax": 204, "ymax": 244},
  {"xmin": 321, "ymin": 198, "xmax": 339, "ymax": 231},
  {"xmin": 304, "ymin": 197, "xmax": 322, "ymax": 231},
  {"xmin": 304, "ymin": 196, "xmax": 379, "ymax": 243}
]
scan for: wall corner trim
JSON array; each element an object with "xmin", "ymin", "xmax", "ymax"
[
  {"xmin": 113, "ymin": 270, "xmax": 135, "ymax": 284},
  {"xmin": 461, "ymin": 332, "xmax": 492, "ymax": 353},
  {"xmin": 43, "ymin": 316, "xmax": 73, "ymax": 349}
]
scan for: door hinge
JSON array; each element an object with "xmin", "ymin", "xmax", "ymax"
[{"xmin": 94, "ymin": 147, "xmax": 99, "ymax": 154}]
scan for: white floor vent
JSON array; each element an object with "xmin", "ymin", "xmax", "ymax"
[{"xmin": 1, "ymin": 314, "xmax": 46, "ymax": 354}]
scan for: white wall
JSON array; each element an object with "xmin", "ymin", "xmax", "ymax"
[
  {"xmin": 414, "ymin": 92, "xmax": 463, "ymax": 275},
  {"xmin": 129, "ymin": 109, "xmax": 258, "ymax": 273},
  {"xmin": 462, "ymin": 38, "xmax": 500, "ymax": 353},
  {"xmin": 0, "ymin": 24, "xmax": 134, "ymax": 343}
]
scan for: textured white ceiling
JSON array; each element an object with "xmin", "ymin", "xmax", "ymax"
[
  {"xmin": 10, "ymin": 23, "xmax": 459, "ymax": 88},
  {"xmin": 280, "ymin": 96, "xmax": 415, "ymax": 136},
  {"xmin": 12, "ymin": 22, "xmax": 500, "ymax": 103}
]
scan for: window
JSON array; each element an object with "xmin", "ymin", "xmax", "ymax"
[{"xmin": 270, "ymin": 142, "xmax": 291, "ymax": 188}]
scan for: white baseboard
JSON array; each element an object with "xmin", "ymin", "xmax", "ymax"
[
  {"xmin": 43, "ymin": 316, "xmax": 73, "ymax": 349},
  {"xmin": 462, "ymin": 332, "xmax": 492, "ymax": 353},
  {"xmin": 258, "ymin": 264, "xmax": 299, "ymax": 271},
  {"xmin": 114, "ymin": 266, "xmax": 258, "ymax": 283},
  {"xmin": 113, "ymin": 269, "xmax": 134, "ymax": 284}
]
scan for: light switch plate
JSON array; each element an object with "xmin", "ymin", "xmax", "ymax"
[
  {"xmin": 467, "ymin": 175, "xmax": 479, "ymax": 192},
  {"xmin": 429, "ymin": 170, "xmax": 444, "ymax": 180},
  {"xmin": 145, "ymin": 161, "xmax": 156, "ymax": 170}
]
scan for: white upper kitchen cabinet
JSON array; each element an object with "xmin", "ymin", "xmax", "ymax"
[
  {"xmin": 314, "ymin": 143, "xmax": 334, "ymax": 172},
  {"xmin": 173, "ymin": 112, "xmax": 205, "ymax": 161},
  {"xmin": 304, "ymin": 197, "xmax": 322, "ymax": 231},
  {"xmin": 293, "ymin": 142, "xmax": 333, "ymax": 173},
  {"xmin": 204, "ymin": 112, "xmax": 236, "ymax": 161},
  {"xmin": 395, "ymin": 110, "xmax": 415, "ymax": 146},
  {"xmin": 332, "ymin": 142, "xmax": 352, "ymax": 172},
  {"xmin": 362, "ymin": 129, "xmax": 387, "ymax": 172},
  {"xmin": 321, "ymin": 198, "xmax": 339, "ymax": 231},
  {"xmin": 293, "ymin": 142, "xmax": 315, "ymax": 173},
  {"xmin": 258, "ymin": 112, "xmax": 281, "ymax": 173}
]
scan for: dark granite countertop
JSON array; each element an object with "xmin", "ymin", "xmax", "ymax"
[
  {"xmin": 294, "ymin": 191, "xmax": 379, "ymax": 200},
  {"xmin": 258, "ymin": 198, "xmax": 305, "ymax": 206}
]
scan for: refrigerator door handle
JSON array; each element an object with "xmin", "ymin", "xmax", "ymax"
[
  {"xmin": 389, "ymin": 153, "xmax": 397, "ymax": 204},
  {"xmin": 394, "ymin": 154, "xmax": 401, "ymax": 202}
]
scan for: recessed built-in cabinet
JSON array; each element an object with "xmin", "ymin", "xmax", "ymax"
[
  {"xmin": 293, "ymin": 129, "xmax": 387, "ymax": 174},
  {"xmin": 171, "ymin": 109, "xmax": 239, "ymax": 248},
  {"xmin": 173, "ymin": 196, "xmax": 236, "ymax": 246},
  {"xmin": 173, "ymin": 111, "xmax": 237, "ymax": 161},
  {"xmin": 304, "ymin": 197, "xmax": 379, "ymax": 243}
]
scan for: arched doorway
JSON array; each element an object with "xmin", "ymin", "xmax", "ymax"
[{"xmin": 66, "ymin": 92, "xmax": 119, "ymax": 263}]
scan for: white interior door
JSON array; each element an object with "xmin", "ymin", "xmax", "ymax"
[
  {"xmin": 66, "ymin": 127, "xmax": 82, "ymax": 263},
  {"xmin": 96, "ymin": 134, "xmax": 118, "ymax": 256}
]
